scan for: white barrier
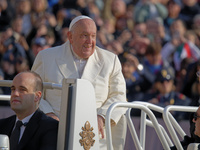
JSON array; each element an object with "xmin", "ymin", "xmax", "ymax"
[
  {"xmin": 105, "ymin": 102, "xmax": 170, "ymax": 150},
  {"xmin": 163, "ymin": 105, "xmax": 198, "ymax": 150},
  {"xmin": 125, "ymin": 108, "xmax": 173, "ymax": 150},
  {"xmin": 0, "ymin": 79, "xmax": 198, "ymax": 150},
  {"xmin": 107, "ymin": 101, "xmax": 196, "ymax": 150},
  {"xmin": 0, "ymin": 80, "xmax": 62, "ymax": 90},
  {"xmin": 0, "ymin": 134, "xmax": 9, "ymax": 150},
  {"xmin": 132, "ymin": 101, "xmax": 189, "ymax": 147},
  {"xmin": 0, "ymin": 80, "xmax": 62, "ymax": 101},
  {"xmin": 187, "ymin": 143, "xmax": 200, "ymax": 150},
  {"xmin": 57, "ymin": 78, "xmax": 99, "ymax": 150}
]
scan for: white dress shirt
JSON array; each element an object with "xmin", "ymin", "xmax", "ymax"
[
  {"xmin": 14, "ymin": 112, "xmax": 34, "ymax": 142},
  {"xmin": 71, "ymin": 46, "xmax": 88, "ymax": 78}
]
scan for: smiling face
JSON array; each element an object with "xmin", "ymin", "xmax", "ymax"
[
  {"xmin": 10, "ymin": 72, "xmax": 41, "ymax": 119},
  {"xmin": 67, "ymin": 19, "xmax": 97, "ymax": 59}
]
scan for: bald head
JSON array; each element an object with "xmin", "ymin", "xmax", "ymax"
[{"xmin": 15, "ymin": 71, "xmax": 43, "ymax": 93}]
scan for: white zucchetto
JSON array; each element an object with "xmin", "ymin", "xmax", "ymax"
[{"xmin": 69, "ymin": 15, "xmax": 93, "ymax": 31}]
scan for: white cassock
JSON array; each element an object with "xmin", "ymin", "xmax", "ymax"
[{"xmin": 32, "ymin": 41, "xmax": 127, "ymax": 150}]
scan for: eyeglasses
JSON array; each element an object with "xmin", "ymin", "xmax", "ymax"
[
  {"xmin": 193, "ymin": 112, "xmax": 200, "ymax": 121},
  {"xmin": 196, "ymin": 71, "xmax": 200, "ymax": 77}
]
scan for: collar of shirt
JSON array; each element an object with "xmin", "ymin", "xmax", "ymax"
[
  {"xmin": 70, "ymin": 45, "xmax": 88, "ymax": 78},
  {"xmin": 15, "ymin": 112, "xmax": 35, "ymax": 141},
  {"xmin": 16, "ymin": 112, "xmax": 34, "ymax": 125}
]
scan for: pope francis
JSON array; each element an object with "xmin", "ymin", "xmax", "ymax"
[{"xmin": 31, "ymin": 15, "xmax": 127, "ymax": 150}]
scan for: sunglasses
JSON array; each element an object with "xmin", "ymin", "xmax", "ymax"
[{"xmin": 193, "ymin": 112, "xmax": 200, "ymax": 121}]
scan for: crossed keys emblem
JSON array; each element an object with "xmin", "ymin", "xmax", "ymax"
[{"xmin": 79, "ymin": 121, "xmax": 95, "ymax": 150}]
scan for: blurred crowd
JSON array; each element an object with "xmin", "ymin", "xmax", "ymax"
[{"xmin": 0, "ymin": 0, "xmax": 200, "ymax": 119}]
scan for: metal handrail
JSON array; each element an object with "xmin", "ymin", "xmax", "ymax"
[
  {"xmin": 163, "ymin": 105, "xmax": 198, "ymax": 150},
  {"xmin": 125, "ymin": 102, "xmax": 173, "ymax": 150},
  {"xmin": 126, "ymin": 101, "xmax": 197, "ymax": 150},
  {"xmin": 105, "ymin": 102, "xmax": 170, "ymax": 150},
  {"xmin": 0, "ymin": 80, "xmax": 62, "ymax": 89},
  {"xmin": 145, "ymin": 119, "xmax": 174, "ymax": 147},
  {"xmin": 126, "ymin": 108, "xmax": 143, "ymax": 150},
  {"xmin": 133, "ymin": 101, "xmax": 187, "ymax": 139},
  {"xmin": 0, "ymin": 80, "xmax": 62, "ymax": 101}
]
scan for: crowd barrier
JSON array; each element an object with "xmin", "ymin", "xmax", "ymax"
[
  {"xmin": 0, "ymin": 79, "xmax": 199, "ymax": 150},
  {"xmin": 0, "ymin": 106, "xmax": 193, "ymax": 150}
]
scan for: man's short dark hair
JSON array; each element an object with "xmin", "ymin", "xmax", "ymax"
[
  {"xmin": 21, "ymin": 71, "xmax": 43, "ymax": 93},
  {"xmin": 145, "ymin": 42, "xmax": 162, "ymax": 55}
]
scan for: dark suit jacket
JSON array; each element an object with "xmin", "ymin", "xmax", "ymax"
[{"xmin": 0, "ymin": 109, "xmax": 58, "ymax": 150}]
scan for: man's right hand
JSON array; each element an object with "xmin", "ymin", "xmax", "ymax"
[
  {"xmin": 97, "ymin": 115, "xmax": 105, "ymax": 139},
  {"xmin": 46, "ymin": 112, "xmax": 60, "ymax": 121}
]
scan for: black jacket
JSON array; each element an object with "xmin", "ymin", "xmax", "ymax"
[{"xmin": 0, "ymin": 109, "xmax": 58, "ymax": 150}]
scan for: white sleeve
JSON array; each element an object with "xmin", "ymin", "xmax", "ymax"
[
  {"xmin": 39, "ymin": 98, "xmax": 55, "ymax": 114},
  {"xmin": 32, "ymin": 51, "xmax": 55, "ymax": 114}
]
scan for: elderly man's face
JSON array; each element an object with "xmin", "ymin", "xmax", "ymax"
[
  {"xmin": 193, "ymin": 107, "xmax": 200, "ymax": 137},
  {"xmin": 68, "ymin": 19, "xmax": 97, "ymax": 59}
]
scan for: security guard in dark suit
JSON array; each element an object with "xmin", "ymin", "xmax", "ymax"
[{"xmin": 148, "ymin": 67, "xmax": 192, "ymax": 120}]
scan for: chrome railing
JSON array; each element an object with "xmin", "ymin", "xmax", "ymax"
[
  {"xmin": 105, "ymin": 102, "xmax": 170, "ymax": 150},
  {"xmin": 163, "ymin": 105, "xmax": 198, "ymax": 150},
  {"xmin": 0, "ymin": 80, "xmax": 62, "ymax": 101},
  {"xmin": 105, "ymin": 101, "xmax": 197, "ymax": 150}
]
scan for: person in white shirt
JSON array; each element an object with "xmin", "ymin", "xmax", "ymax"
[{"xmin": 31, "ymin": 15, "xmax": 127, "ymax": 150}]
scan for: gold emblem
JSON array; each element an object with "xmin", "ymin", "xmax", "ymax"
[
  {"xmin": 161, "ymin": 69, "xmax": 167, "ymax": 78},
  {"xmin": 79, "ymin": 121, "xmax": 95, "ymax": 150},
  {"xmin": 170, "ymin": 99, "xmax": 175, "ymax": 105}
]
